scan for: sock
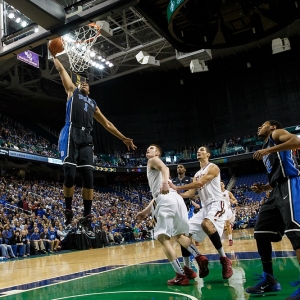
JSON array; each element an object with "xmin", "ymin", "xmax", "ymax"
[
  {"xmin": 183, "ymin": 256, "xmax": 190, "ymax": 268},
  {"xmin": 171, "ymin": 259, "xmax": 184, "ymax": 274},
  {"xmin": 228, "ymin": 234, "xmax": 232, "ymax": 240},
  {"xmin": 83, "ymin": 200, "xmax": 92, "ymax": 216},
  {"xmin": 262, "ymin": 261, "xmax": 273, "ymax": 275},
  {"xmin": 256, "ymin": 239, "xmax": 273, "ymax": 275},
  {"xmin": 217, "ymin": 247, "xmax": 226, "ymax": 257},
  {"xmin": 187, "ymin": 244, "xmax": 201, "ymax": 257},
  {"xmin": 208, "ymin": 231, "xmax": 222, "ymax": 250},
  {"xmin": 65, "ymin": 197, "xmax": 72, "ymax": 210}
]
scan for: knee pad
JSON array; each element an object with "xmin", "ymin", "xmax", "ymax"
[
  {"xmin": 78, "ymin": 167, "xmax": 94, "ymax": 189},
  {"xmin": 181, "ymin": 245, "xmax": 191, "ymax": 257},
  {"xmin": 63, "ymin": 166, "xmax": 76, "ymax": 188}
]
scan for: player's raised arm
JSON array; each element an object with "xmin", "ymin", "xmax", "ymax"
[{"xmin": 52, "ymin": 56, "xmax": 76, "ymax": 98}]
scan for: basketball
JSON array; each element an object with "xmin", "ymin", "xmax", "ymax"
[{"xmin": 49, "ymin": 37, "xmax": 64, "ymax": 56}]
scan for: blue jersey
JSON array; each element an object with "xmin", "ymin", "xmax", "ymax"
[
  {"xmin": 262, "ymin": 134, "xmax": 300, "ymax": 187},
  {"xmin": 65, "ymin": 87, "xmax": 97, "ymax": 131}
]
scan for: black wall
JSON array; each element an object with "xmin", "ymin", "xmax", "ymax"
[{"xmin": 91, "ymin": 39, "xmax": 300, "ymax": 153}]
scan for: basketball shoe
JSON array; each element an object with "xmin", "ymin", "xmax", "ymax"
[
  {"xmin": 220, "ymin": 256, "xmax": 233, "ymax": 279},
  {"xmin": 195, "ymin": 255, "xmax": 209, "ymax": 278},
  {"xmin": 183, "ymin": 266, "xmax": 197, "ymax": 280},
  {"xmin": 167, "ymin": 273, "xmax": 190, "ymax": 286},
  {"xmin": 79, "ymin": 214, "xmax": 95, "ymax": 238},
  {"xmin": 245, "ymin": 272, "xmax": 281, "ymax": 294}
]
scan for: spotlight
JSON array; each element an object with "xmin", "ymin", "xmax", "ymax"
[
  {"xmin": 15, "ymin": 17, "xmax": 21, "ymax": 23},
  {"xmin": 272, "ymin": 38, "xmax": 291, "ymax": 54},
  {"xmin": 8, "ymin": 12, "xmax": 14, "ymax": 19},
  {"xmin": 135, "ymin": 51, "xmax": 160, "ymax": 66},
  {"xmin": 190, "ymin": 59, "xmax": 208, "ymax": 73},
  {"xmin": 21, "ymin": 21, "xmax": 28, "ymax": 27}
]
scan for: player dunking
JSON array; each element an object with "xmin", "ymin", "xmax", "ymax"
[
  {"xmin": 137, "ymin": 144, "xmax": 205, "ymax": 285},
  {"xmin": 169, "ymin": 146, "xmax": 233, "ymax": 279},
  {"xmin": 51, "ymin": 55, "xmax": 136, "ymax": 238},
  {"xmin": 221, "ymin": 181, "xmax": 238, "ymax": 246}
]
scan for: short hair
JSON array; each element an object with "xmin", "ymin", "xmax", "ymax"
[
  {"xmin": 268, "ymin": 120, "xmax": 283, "ymax": 129},
  {"xmin": 150, "ymin": 144, "xmax": 162, "ymax": 156},
  {"xmin": 203, "ymin": 146, "xmax": 211, "ymax": 155}
]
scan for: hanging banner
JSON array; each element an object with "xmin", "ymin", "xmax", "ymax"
[{"xmin": 17, "ymin": 50, "xmax": 39, "ymax": 68}]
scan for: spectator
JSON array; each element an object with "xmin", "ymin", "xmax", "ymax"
[
  {"xmin": 30, "ymin": 227, "xmax": 46, "ymax": 254},
  {"xmin": 122, "ymin": 222, "xmax": 135, "ymax": 242}
]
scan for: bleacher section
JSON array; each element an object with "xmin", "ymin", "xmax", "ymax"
[{"xmin": 234, "ymin": 172, "xmax": 268, "ymax": 202}]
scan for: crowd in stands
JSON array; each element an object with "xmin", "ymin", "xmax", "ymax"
[
  {"xmin": 0, "ymin": 169, "xmax": 269, "ymax": 260},
  {"xmin": 231, "ymin": 184, "xmax": 265, "ymax": 229},
  {"xmin": 0, "ymin": 118, "xmax": 59, "ymax": 158},
  {"xmin": 0, "ymin": 176, "xmax": 155, "ymax": 259}
]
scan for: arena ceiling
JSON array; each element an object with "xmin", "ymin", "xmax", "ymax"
[{"xmin": 0, "ymin": 0, "xmax": 299, "ymax": 102}]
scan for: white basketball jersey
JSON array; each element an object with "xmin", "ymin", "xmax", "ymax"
[
  {"xmin": 147, "ymin": 165, "xmax": 162, "ymax": 198},
  {"xmin": 194, "ymin": 162, "xmax": 223, "ymax": 207},
  {"xmin": 222, "ymin": 190, "xmax": 231, "ymax": 207}
]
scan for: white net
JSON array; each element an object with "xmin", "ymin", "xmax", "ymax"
[{"xmin": 62, "ymin": 23, "xmax": 100, "ymax": 73}]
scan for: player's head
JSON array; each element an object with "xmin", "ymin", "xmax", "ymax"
[
  {"xmin": 146, "ymin": 144, "xmax": 162, "ymax": 159},
  {"xmin": 177, "ymin": 164, "xmax": 186, "ymax": 175},
  {"xmin": 79, "ymin": 81, "xmax": 90, "ymax": 95},
  {"xmin": 257, "ymin": 120, "xmax": 283, "ymax": 139},
  {"xmin": 220, "ymin": 181, "xmax": 225, "ymax": 191},
  {"xmin": 197, "ymin": 146, "xmax": 211, "ymax": 160}
]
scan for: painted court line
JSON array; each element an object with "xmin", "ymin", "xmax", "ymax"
[{"xmin": 52, "ymin": 291, "xmax": 199, "ymax": 300}]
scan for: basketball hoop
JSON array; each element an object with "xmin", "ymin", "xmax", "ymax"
[{"xmin": 62, "ymin": 23, "xmax": 101, "ymax": 73}]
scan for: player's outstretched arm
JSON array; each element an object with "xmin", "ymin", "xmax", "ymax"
[
  {"xmin": 171, "ymin": 164, "xmax": 219, "ymax": 191},
  {"xmin": 93, "ymin": 106, "xmax": 136, "ymax": 150},
  {"xmin": 52, "ymin": 56, "xmax": 76, "ymax": 98}
]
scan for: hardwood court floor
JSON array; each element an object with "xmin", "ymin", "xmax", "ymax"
[{"xmin": 0, "ymin": 228, "xmax": 299, "ymax": 300}]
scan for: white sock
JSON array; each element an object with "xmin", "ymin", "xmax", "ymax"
[
  {"xmin": 183, "ymin": 256, "xmax": 190, "ymax": 268},
  {"xmin": 171, "ymin": 259, "xmax": 184, "ymax": 274},
  {"xmin": 217, "ymin": 247, "xmax": 226, "ymax": 257},
  {"xmin": 187, "ymin": 244, "xmax": 201, "ymax": 257},
  {"xmin": 228, "ymin": 234, "xmax": 232, "ymax": 240}
]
